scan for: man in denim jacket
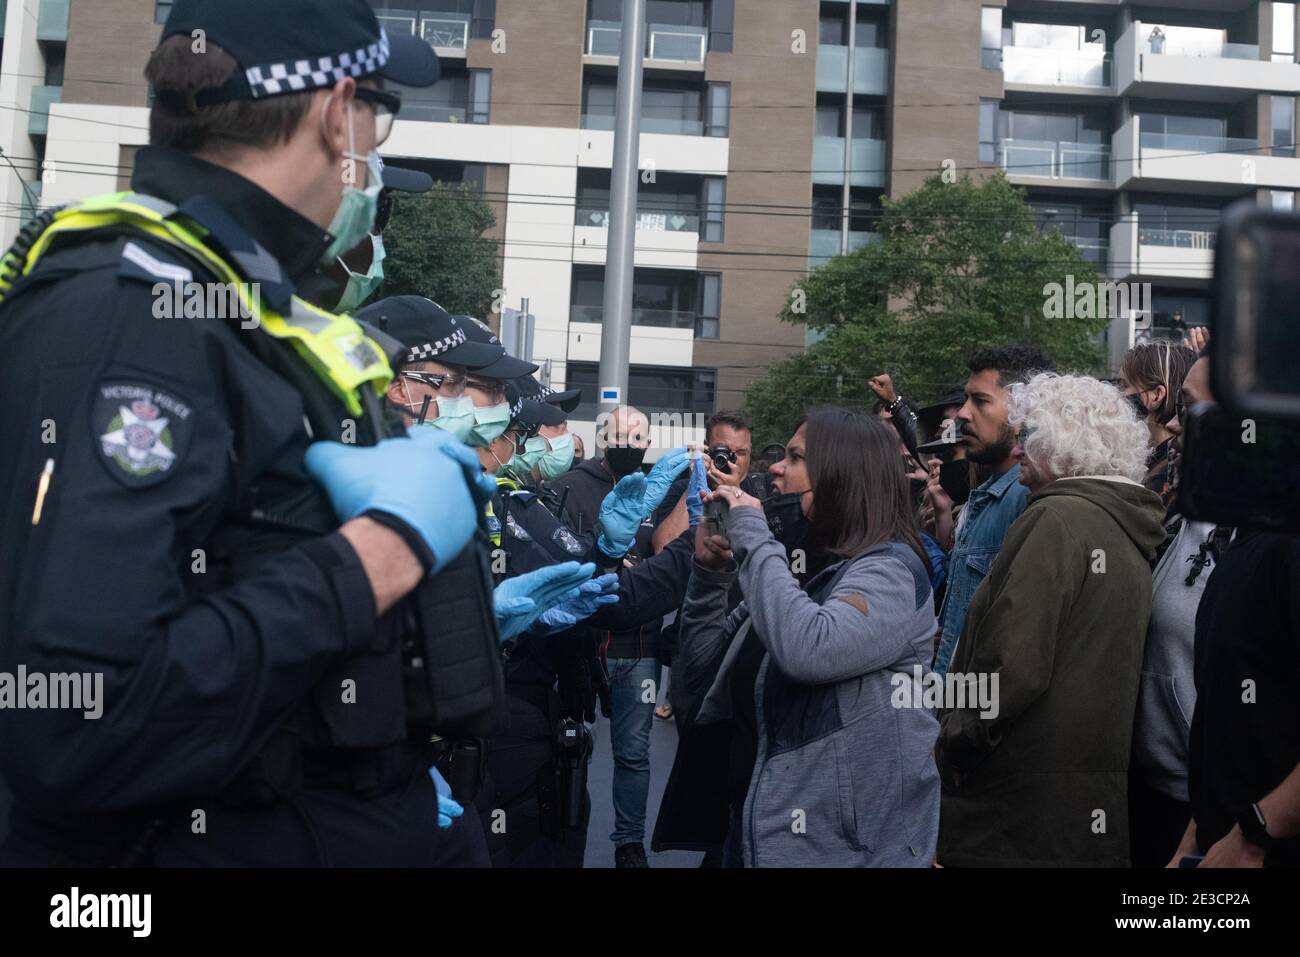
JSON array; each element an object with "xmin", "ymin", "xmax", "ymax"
[{"xmin": 933, "ymin": 346, "xmax": 1056, "ymax": 676}]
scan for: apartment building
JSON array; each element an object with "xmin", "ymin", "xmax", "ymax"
[{"xmin": 3, "ymin": 1, "xmax": 1293, "ymax": 443}]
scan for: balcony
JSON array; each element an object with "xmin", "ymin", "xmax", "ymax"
[
  {"xmin": 570, "ymin": 303, "xmax": 697, "ymax": 330},
  {"xmin": 586, "ymin": 20, "xmax": 708, "ymax": 65},
  {"xmin": 1109, "ymin": 215, "xmax": 1214, "ymax": 282},
  {"xmin": 20, "ymin": 181, "xmax": 42, "ymax": 225},
  {"xmin": 582, "ymin": 110, "xmax": 703, "ymax": 136},
  {"xmin": 815, "ymin": 45, "xmax": 890, "ymax": 97},
  {"xmin": 812, "ymin": 136, "xmax": 886, "ymax": 188},
  {"xmin": 36, "ymin": 0, "xmax": 68, "ymax": 42},
  {"xmin": 1001, "ymin": 45, "xmax": 1111, "ymax": 91},
  {"xmin": 1001, "ymin": 139, "xmax": 1110, "ymax": 183},
  {"xmin": 28, "ymin": 85, "xmax": 62, "ymax": 137},
  {"xmin": 577, "ymin": 207, "xmax": 701, "ymax": 233},
  {"xmin": 1116, "ymin": 22, "xmax": 1298, "ymax": 100},
  {"xmin": 1113, "ymin": 115, "xmax": 1300, "ymax": 193},
  {"xmin": 376, "ymin": 9, "xmax": 471, "ymax": 55}
]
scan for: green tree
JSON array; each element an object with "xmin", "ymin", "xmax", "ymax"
[
  {"xmin": 377, "ymin": 182, "xmax": 501, "ymax": 318},
  {"xmin": 744, "ymin": 173, "xmax": 1107, "ymax": 447}
]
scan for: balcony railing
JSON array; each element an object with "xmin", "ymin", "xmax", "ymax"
[
  {"xmin": 377, "ymin": 10, "xmax": 471, "ymax": 50},
  {"xmin": 570, "ymin": 303, "xmax": 697, "ymax": 329},
  {"xmin": 582, "ymin": 111, "xmax": 704, "ymax": 136},
  {"xmin": 1001, "ymin": 139, "xmax": 1110, "ymax": 180},
  {"xmin": 1140, "ymin": 131, "xmax": 1258, "ymax": 155},
  {"xmin": 29, "ymin": 85, "xmax": 62, "ymax": 136},
  {"xmin": 37, "ymin": 0, "xmax": 69, "ymax": 42},
  {"xmin": 586, "ymin": 20, "xmax": 708, "ymax": 63},
  {"xmin": 1138, "ymin": 227, "xmax": 1217, "ymax": 249},
  {"xmin": 1001, "ymin": 46, "xmax": 1111, "ymax": 87},
  {"xmin": 1141, "ymin": 24, "xmax": 1260, "ymax": 61},
  {"xmin": 577, "ymin": 207, "xmax": 701, "ymax": 233},
  {"xmin": 815, "ymin": 45, "xmax": 891, "ymax": 96}
]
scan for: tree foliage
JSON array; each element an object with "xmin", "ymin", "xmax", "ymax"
[
  {"xmin": 378, "ymin": 182, "xmax": 501, "ymax": 319},
  {"xmin": 743, "ymin": 173, "xmax": 1107, "ymax": 447}
]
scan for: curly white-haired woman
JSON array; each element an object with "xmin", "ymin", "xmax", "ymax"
[{"xmin": 936, "ymin": 373, "xmax": 1168, "ymax": 867}]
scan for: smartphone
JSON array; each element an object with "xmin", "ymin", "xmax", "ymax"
[
  {"xmin": 1179, "ymin": 402, "xmax": 1300, "ymax": 532},
  {"xmin": 702, "ymin": 495, "xmax": 731, "ymax": 538}
]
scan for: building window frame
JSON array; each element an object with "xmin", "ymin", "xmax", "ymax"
[
  {"xmin": 705, "ymin": 82, "xmax": 730, "ymax": 137},
  {"xmin": 696, "ymin": 272, "xmax": 721, "ymax": 339}
]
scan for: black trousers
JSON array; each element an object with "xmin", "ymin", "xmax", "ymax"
[
  {"xmin": 0, "ymin": 766, "xmax": 490, "ymax": 868},
  {"xmin": 1128, "ymin": 774, "xmax": 1191, "ymax": 868}
]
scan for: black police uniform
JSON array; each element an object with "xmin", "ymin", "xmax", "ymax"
[{"xmin": 0, "ymin": 145, "xmax": 502, "ymax": 867}]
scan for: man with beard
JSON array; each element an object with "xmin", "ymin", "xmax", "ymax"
[{"xmin": 932, "ymin": 346, "xmax": 1055, "ymax": 676}]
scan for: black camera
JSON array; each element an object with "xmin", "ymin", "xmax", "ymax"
[{"xmin": 709, "ymin": 444, "xmax": 738, "ymax": 474}]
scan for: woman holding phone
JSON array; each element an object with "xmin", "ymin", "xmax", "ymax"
[{"xmin": 673, "ymin": 408, "xmax": 940, "ymax": 867}]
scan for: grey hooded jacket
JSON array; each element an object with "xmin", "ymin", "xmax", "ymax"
[{"xmin": 675, "ymin": 506, "xmax": 940, "ymax": 868}]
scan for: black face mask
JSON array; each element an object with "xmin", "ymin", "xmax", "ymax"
[
  {"xmin": 938, "ymin": 459, "xmax": 972, "ymax": 506},
  {"xmin": 1128, "ymin": 392, "xmax": 1149, "ymax": 419},
  {"xmin": 765, "ymin": 491, "xmax": 810, "ymax": 556},
  {"xmin": 604, "ymin": 445, "xmax": 647, "ymax": 477},
  {"xmin": 909, "ymin": 476, "xmax": 928, "ymax": 505}
]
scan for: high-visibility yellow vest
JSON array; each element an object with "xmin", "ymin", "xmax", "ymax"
[{"xmin": 0, "ymin": 191, "xmax": 391, "ymax": 417}]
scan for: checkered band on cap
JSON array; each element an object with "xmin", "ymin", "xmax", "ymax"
[
  {"xmin": 405, "ymin": 326, "xmax": 466, "ymax": 363},
  {"xmin": 245, "ymin": 28, "xmax": 391, "ymax": 99},
  {"xmin": 508, "ymin": 391, "xmax": 524, "ymax": 422},
  {"xmin": 539, "ymin": 386, "xmax": 557, "ymax": 400}
]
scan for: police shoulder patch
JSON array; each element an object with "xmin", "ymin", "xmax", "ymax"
[
  {"xmin": 552, "ymin": 525, "xmax": 585, "ymax": 556},
  {"xmin": 92, "ymin": 380, "xmax": 196, "ymax": 488},
  {"xmin": 504, "ymin": 511, "xmax": 532, "ymax": 542}
]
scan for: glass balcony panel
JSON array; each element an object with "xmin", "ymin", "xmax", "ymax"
[
  {"xmin": 1002, "ymin": 139, "xmax": 1110, "ymax": 180},
  {"xmin": 29, "ymin": 85, "xmax": 62, "ymax": 137},
  {"xmin": 576, "ymin": 208, "xmax": 701, "ymax": 232},
  {"xmin": 854, "ymin": 47, "xmax": 890, "ymax": 96},
  {"xmin": 1140, "ymin": 131, "xmax": 1259, "ymax": 154},
  {"xmin": 420, "ymin": 13, "xmax": 471, "ymax": 49},
  {"xmin": 1137, "ymin": 227, "xmax": 1217, "ymax": 249},
  {"xmin": 1002, "ymin": 46, "xmax": 1109, "ymax": 87},
  {"xmin": 585, "ymin": 20, "xmax": 707, "ymax": 62},
  {"xmin": 569, "ymin": 304, "xmax": 696, "ymax": 329}
]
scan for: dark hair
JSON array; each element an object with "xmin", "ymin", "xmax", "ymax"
[
  {"xmin": 795, "ymin": 408, "xmax": 930, "ymax": 574},
  {"xmin": 967, "ymin": 345, "xmax": 1057, "ymax": 388},
  {"xmin": 706, "ymin": 410, "xmax": 752, "ymax": 444},
  {"xmin": 145, "ymin": 36, "xmax": 313, "ymax": 153}
]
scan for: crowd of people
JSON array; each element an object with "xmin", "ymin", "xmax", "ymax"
[{"xmin": 1, "ymin": 0, "xmax": 1296, "ymax": 872}]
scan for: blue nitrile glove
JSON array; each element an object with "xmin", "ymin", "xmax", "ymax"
[
  {"xmin": 597, "ymin": 471, "xmax": 648, "ymax": 557},
  {"xmin": 429, "ymin": 766, "xmax": 463, "ymax": 829},
  {"xmin": 535, "ymin": 573, "xmax": 621, "ymax": 635},
  {"xmin": 686, "ymin": 453, "xmax": 708, "ymax": 527},
  {"xmin": 643, "ymin": 447, "xmax": 691, "ymax": 515},
  {"xmin": 305, "ymin": 427, "xmax": 495, "ymax": 575},
  {"xmin": 493, "ymin": 562, "xmax": 597, "ymax": 641}
]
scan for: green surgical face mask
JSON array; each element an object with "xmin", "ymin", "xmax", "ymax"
[
  {"xmin": 538, "ymin": 433, "xmax": 575, "ymax": 480},
  {"xmin": 468, "ymin": 401, "xmax": 512, "ymax": 448},
  {"xmin": 513, "ymin": 435, "xmax": 548, "ymax": 472},
  {"xmin": 334, "ymin": 233, "xmax": 386, "ymax": 313},
  {"xmin": 321, "ymin": 102, "xmax": 382, "ymax": 265}
]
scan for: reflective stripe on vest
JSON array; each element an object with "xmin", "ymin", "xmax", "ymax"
[{"xmin": 6, "ymin": 191, "xmax": 391, "ymax": 417}]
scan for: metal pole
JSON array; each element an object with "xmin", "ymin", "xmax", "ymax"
[
  {"xmin": 841, "ymin": 1, "xmax": 858, "ymax": 254},
  {"xmin": 597, "ymin": 0, "xmax": 646, "ymax": 424},
  {"xmin": 519, "ymin": 297, "xmax": 530, "ymax": 359}
]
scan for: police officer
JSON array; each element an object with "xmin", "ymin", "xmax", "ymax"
[{"xmin": 0, "ymin": 0, "xmax": 501, "ymax": 866}]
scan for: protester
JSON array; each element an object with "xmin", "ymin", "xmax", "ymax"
[
  {"xmin": 1119, "ymin": 339, "xmax": 1197, "ymax": 508},
  {"xmin": 1168, "ymin": 350, "xmax": 1300, "ymax": 867},
  {"xmin": 1130, "ymin": 351, "xmax": 1231, "ymax": 867},
  {"xmin": 936, "ymin": 373, "xmax": 1166, "ymax": 866},
  {"xmin": 670, "ymin": 409, "xmax": 939, "ymax": 867},
  {"xmin": 932, "ymin": 346, "xmax": 1056, "ymax": 675}
]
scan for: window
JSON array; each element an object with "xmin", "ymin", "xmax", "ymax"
[
  {"xmin": 567, "ymin": 362, "xmax": 716, "ymax": 418},
  {"xmin": 852, "ymin": 105, "xmax": 883, "ymax": 140},
  {"xmin": 44, "ymin": 45, "xmax": 65, "ymax": 86},
  {"xmin": 696, "ymin": 273, "xmax": 721, "ymax": 339},
  {"xmin": 705, "ymin": 82, "xmax": 730, "ymax": 137},
  {"xmin": 1273, "ymin": 96, "xmax": 1296, "ymax": 158},
  {"xmin": 1272, "ymin": 190, "xmax": 1296, "ymax": 212},
  {"xmin": 856, "ymin": 16, "xmax": 886, "ymax": 48},
  {"xmin": 816, "ymin": 103, "xmax": 841, "ymax": 138},
  {"xmin": 979, "ymin": 99, "xmax": 999, "ymax": 163},
  {"xmin": 468, "ymin": 69, "xmax": 491, "ymax": 124},
  {"xmin": 981, "ymin": 7, "xmax": 1003, "ymax": 68},
  {"xmin": 154, "ymin": 1, "xmax": 175, "ymax": 25},
  {"xmin": 1275, "ymin": 3, "xmax": 1296, "ymax": 62},
  {"xmin": 812, "ymin": 185, "xmax": 842, "ymax": 230},
  {"xmin": 701, "ymin": 177, "xmax": 725, "ymax": 242},
  {"xmin": 819, "ymin": 14, "xmax": 847, "ymax": 47}
]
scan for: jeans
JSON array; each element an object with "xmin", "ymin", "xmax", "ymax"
[{"xmin": 606, "ymin": 656, "xmax": 661, "ymax": 847}]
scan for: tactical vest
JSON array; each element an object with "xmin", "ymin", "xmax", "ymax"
[{"xmin": 0, "ymin": 193, "xmax": 505, "ymax": 802}]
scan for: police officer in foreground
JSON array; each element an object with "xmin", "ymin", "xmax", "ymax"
[{"xmin": 0, "ymin": 0, "xmax": 502, "ymax": 866}]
